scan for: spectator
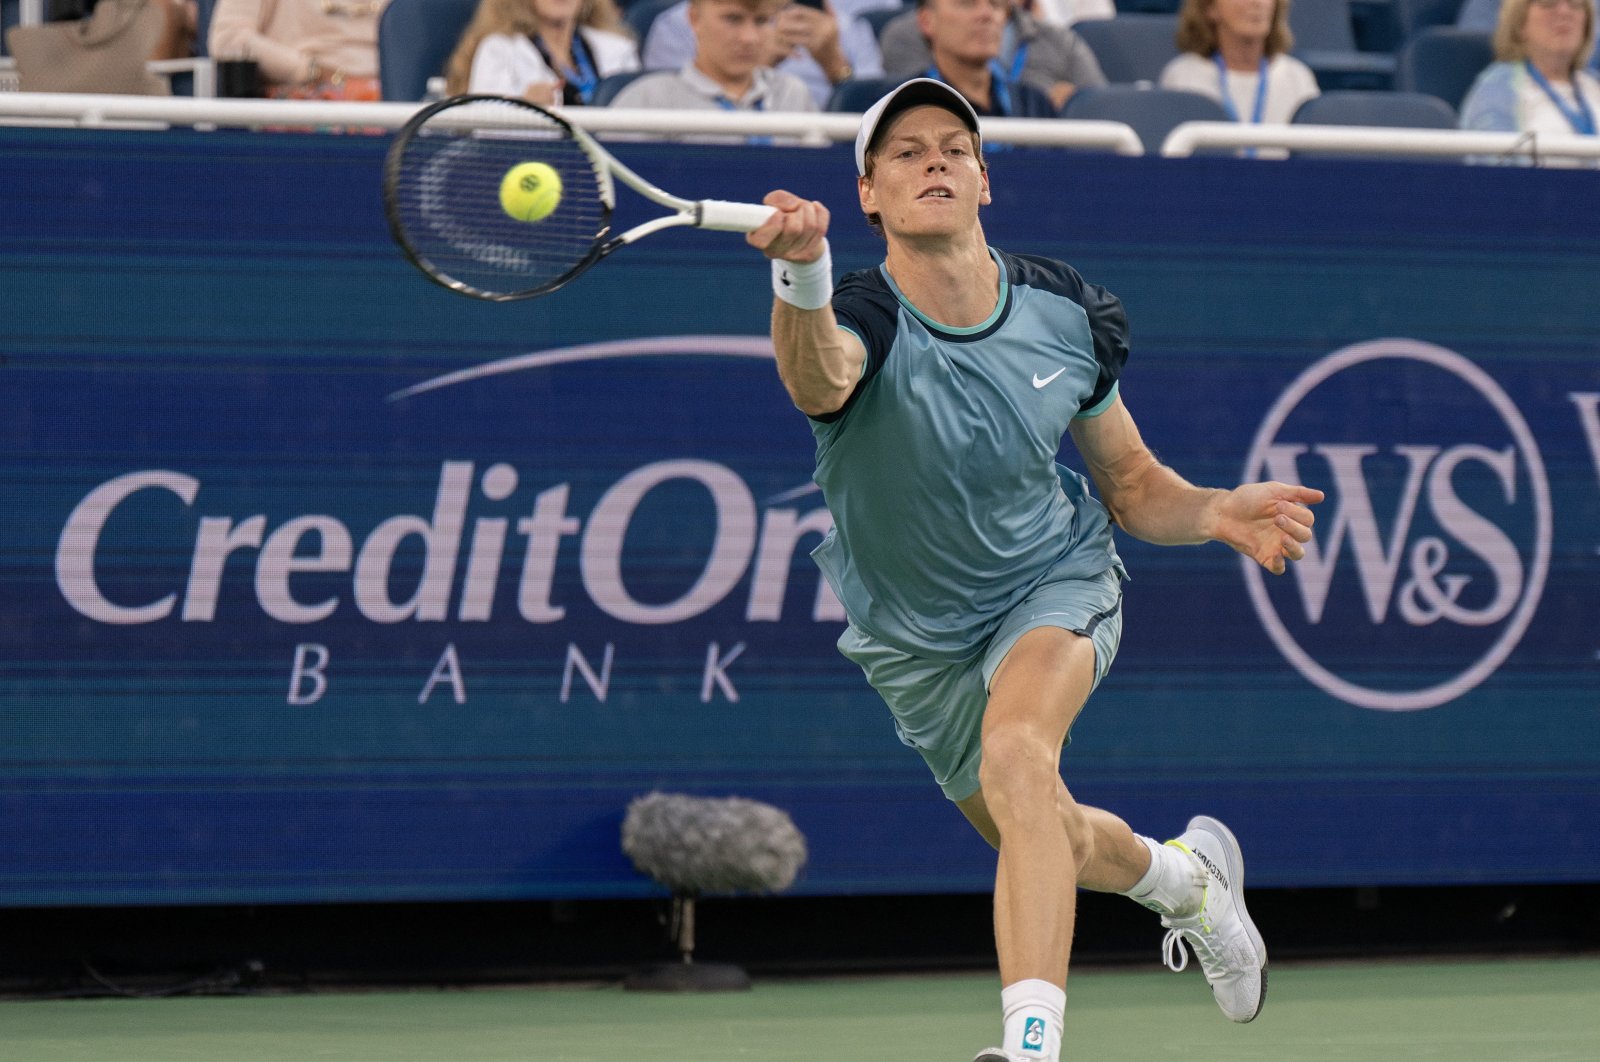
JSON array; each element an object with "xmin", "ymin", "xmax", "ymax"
[
  {"xmin": 611, "ymin": 0, "xmax": 817, "ymax": 111},
  {"xmin": 902, "ymin": 0, "xmax": 1060, "ymax": 116},
  {"xmin": 1158, "ymin": 0, "xmax": 1318, "ymax": 124},
  {"xmin": 209, "ymin": 0, "xmax": 388, "ymax": 99},
  {"xmin": 881, "ymin": 0, "xmax": 1106, "ymax": 110},
  {"xmin": 445, "ymin": 0, "xmax": 640, "ymax": 103},
  {"xmin": 643, "ymin": 0, "xmax": 884, "ymax": 108},
  {"xmin": 1459, "ymin": 0, "xmax": 1599, "ymax": 136}
]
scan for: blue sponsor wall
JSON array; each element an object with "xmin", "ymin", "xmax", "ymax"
[{"xmin": 1, "ymin": 128, "xmax": 1596, "ymax": 906}]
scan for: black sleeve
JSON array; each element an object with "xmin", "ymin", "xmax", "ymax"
[
  {"xmin": 1005, "ymin": 252, "xmax": 1129, "ymax": 415},
  {"xmin": 1079, "ymin": 280, "xmax": 1129, "ymax": 415},
  {"xmin": 814, "ymin": 266, "xmax": 899, "ymax": 423}
]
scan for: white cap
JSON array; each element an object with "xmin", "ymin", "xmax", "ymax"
[{"xmin": 854, "ymin": 78, "xmax": 982, "ymax": 177}]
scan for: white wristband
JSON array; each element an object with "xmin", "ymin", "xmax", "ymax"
[{"xmin": 772, "ymin": 240, "xmax": 833, "ymax": 311}]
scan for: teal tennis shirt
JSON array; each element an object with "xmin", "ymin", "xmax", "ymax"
[{"xmin": 811, "ymin": 247, "xmax": 1127, "ymax": 662}]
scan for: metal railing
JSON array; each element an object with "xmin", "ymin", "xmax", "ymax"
[
  {"xmin": 0, "ymin": 92, "xmax": 1144, "ymax": 154},
  {"xmin": 1160, "ymin": 120, "xmax": 1600, "ymax": 164},
  {"xmin": 4, "ymin": 92, "xmax": 1599, "ymax": 165}
]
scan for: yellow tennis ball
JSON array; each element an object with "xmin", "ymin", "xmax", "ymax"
[{"xmin": 499, "ymin": 162, "xmax": 563, "ymax": 223}]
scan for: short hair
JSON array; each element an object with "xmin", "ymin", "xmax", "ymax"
[
  {"xmin": 1174, "ymin": 0, "xmax": 1296, "ymax": 59},
  {"xmin": 858, "ymin": 115, "xmax": 986, "ymax": 238},
  {"xmin": 1494, "ymin": 0, "xmax": 1598, "ymax": 75}
]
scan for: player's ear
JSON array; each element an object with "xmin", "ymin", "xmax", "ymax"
[
  {"xmin": 858, "ymin": 172, "xmax": 876, "ymax": 215},
  {"xmin": 978, "ymin": 167, "xmax": 991, "ymax": 206}
]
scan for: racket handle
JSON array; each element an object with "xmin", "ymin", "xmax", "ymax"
[{"xmin": 696, "ymin": 199, "xmax": 777, "ymax": 233}]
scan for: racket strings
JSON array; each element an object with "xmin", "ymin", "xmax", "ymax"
[{"xmin": 388, "ymin": 98, "xmax": 611, "ymax": 298}]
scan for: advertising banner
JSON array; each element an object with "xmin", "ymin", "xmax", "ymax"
[{"xmin": 2, "ymin": 129, "xmax": 1596, "ymax": 904}]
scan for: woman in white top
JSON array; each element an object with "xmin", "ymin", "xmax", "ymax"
[
  {"xmin": 1157, "ymin": 0, "xmax": 1319, "ymax": 126},
  {"xmin": 445, "ymin": 0, "xmax": 640, "ymax": 104},
  {"xmin": 1459, "ymin": 0, "xmax": 1599, "ymax": 138}
]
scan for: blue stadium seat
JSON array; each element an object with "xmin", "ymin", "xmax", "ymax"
[
  {"xmin": 626, "ymin": 0, "xmax": 679, "ymax": 48},
  {"xmin": 379, "ymin": 0, "xmax": 479, "ymax": 101},
  {"xmin": 2, "ymin": 0, "xmax": 18, "ymax": 58},
  {"xmin": 1395, "ymin": 27, "xmax": 1492, "ymax": 111},
  {"xmin": 1113, "ymin": 0, "xmax": 1180, "ymax": 12},
  {"xmin": 1072, "ymin": 14, "xmax": 1180, "ymax": 85},
  {"xmin": 862, "ymin": 4, "xmax": 908, "ymax": 41},
  {"xmin": 1290, "ymin": 0, "xmax": 1397, "ymax": 90},
  {"xmin": 1393, "ymin": 0, "xmax": 1466, "ymax": 39},
  {"xmin": 1060, "ymin": 84, "xmax": 1229, "ymax": 153},
  {"xmin": 827, "ymin": 75, "xmax": 909, "ymax": 112},
  {"xmin": 592, "ymin": 70, "xmax": 646, "ymax": 105},
  {"xmin": 1291, "ymin": 88, "xmax": 1458, "ymax": 126}
]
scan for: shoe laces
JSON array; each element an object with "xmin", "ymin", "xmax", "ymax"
[
  {"xmin": 1163, "ymin": 908, "xmax": 1256, "ymax": 980},
  {"xmin": 1161, "ymin": 927, "xmax": 1191, "ymax": 973}
]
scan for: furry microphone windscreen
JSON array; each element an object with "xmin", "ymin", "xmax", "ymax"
[{"xmin": 621, "ymin": 792, "xmax": 809, "ymax": 895}]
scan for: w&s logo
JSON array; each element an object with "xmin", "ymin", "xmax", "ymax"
[{"xmin": 1242, "ymin": 340, "xmax": 1551, "ymax": 711}]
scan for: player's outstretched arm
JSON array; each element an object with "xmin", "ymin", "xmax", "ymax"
[
  {"xmin": 1069, "ymin": 394, "xmax": 1324, "ymax": 575},
  {"xmin": 746, "ymin": 190, "xmax": 866, "ymax": 417}
]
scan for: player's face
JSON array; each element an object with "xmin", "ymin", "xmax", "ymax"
[
  {"xmin": 691, "ymin": 0, "xmax": 777, "ymax": 84},
  {"xmin": 1521, "ymin": 0, "xmax": 1591, "ymax": 69},
  {"xmin": 1205, "ymin": 0, "xmax": 1275, "ymax": 45},
  {"xmin": 917, "ymin": 0, "xmax": 1007, "ymax": 64},
  {"xmin": 859, "ymin": 105, "xmax": 991, "ymax": 240}
]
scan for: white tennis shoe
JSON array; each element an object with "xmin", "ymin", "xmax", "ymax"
[
  {"xmin": 1160, "ymin": 815, "xmax": 1268, "ymax": 1023},
  {"xmin": 971, "ymin": 1050, "xmax": 1026, "ymax": 1062}
]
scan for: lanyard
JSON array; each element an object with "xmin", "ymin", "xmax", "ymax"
[
  {"xmin": 1524, "ymin": 60, "xmax": 1597, "ymax": 135},
  {"xmin": 714, "ymin": 92, "xmax": 770, "ymax": 145},
  {"xmin": 925, "ymin": 63, "xmax": 1011, "ymax": 116},
  {"xmin": 1009, "ymin": 41, "xmax": 1030, "ymax": 86},
  {"xmin": 533, "ymin": 31, "xmax": 597, "ymax": 104},
  {"xmin": 1214, "ymin": 53, "xmax": 1269, "ymax": 124}
]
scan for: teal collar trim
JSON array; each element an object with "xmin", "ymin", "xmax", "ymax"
[{"xmin": 880, "ymin": 247, "xmax": 1008, "ymax": 337}]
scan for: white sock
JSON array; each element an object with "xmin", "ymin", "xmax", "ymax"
[
  {"xmin": 1001, "ymin": 979, "xmax": 1064, "ymax": 1061},
  {"xmin": 1122, "ymin": 835, "xmax": 1205, "ymax": 918}
]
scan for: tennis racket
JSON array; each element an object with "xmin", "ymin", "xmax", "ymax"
[{"xmin": 383, "ymin": 94, "xmax": 777, "ymax": 302}]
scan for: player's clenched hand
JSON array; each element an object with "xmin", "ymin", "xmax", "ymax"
[
  {"xmin": 1213, "ymin": 482, "xmax": 1325, "ymax": 576},
  {"xmin": 747, "ymin": 189, "xmax": 830, "ymax": 264}
]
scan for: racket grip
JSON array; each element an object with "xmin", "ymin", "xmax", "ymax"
[{"xmin": 696, "ymin": 200, "xmax": 777, "ymax": 233}]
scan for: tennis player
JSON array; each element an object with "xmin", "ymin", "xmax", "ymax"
[{"xmin": 745, "ymin": 79, "xmax": 1323, "ymax": 1062}]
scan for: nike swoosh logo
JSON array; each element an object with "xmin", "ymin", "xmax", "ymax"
[{"xmin": 1032, "ymin": 368, "xmax": 1066, "ymax": 389}]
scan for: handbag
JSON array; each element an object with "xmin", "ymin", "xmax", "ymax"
[{"xmin": 6, "ymin": 0, "xmax": 172, "ymax": 96}]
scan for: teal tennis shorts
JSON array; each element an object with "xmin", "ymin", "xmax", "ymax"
[{"xmin": 836, "ymin": 567, "xmax": 1125, "ymax": 802}]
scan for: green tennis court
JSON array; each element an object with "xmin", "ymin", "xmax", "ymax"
[{"xmin": 6, "ymin": 957, "xmax": 1596, "ymax": 1061}]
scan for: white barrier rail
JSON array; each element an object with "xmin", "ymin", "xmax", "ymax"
[
  {"xmin": 8, "ymin": 92, "xmax": 1597, "ymax": 164},
  {"xmin": 1161, "ymin": 120, "xmax": 1600, "ymax": 163},
  {"xmin": 0, "ymin": 92, "xmax": 1144, "ymax": 154}
]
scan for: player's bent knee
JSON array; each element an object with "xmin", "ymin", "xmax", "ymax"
[{"xmin": 978, "ymin": 728, "xmax": 1058, "ymax": 813}]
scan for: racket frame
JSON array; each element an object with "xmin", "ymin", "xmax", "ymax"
[{"xmin": 384, "ymin": 95, "xmax": 774, "ymax": 302}]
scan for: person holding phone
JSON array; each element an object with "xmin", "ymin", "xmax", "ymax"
[{"xmin": 641, "ymin": 0, "xmax": 884, "ymax": 106}]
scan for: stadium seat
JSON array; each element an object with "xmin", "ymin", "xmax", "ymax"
[
  {"xmin": 1072, "ymin": 15, "xmax": 1180, "ymax": 85},
  {"xmin": 1290, "ymin": 0, "xmax": 1396, "ymax": 90},
  {"xmin": 827, "ymin": 75, "xmax": 909, "ymax": 112},
  {"xmin": 1059, "ymin": 84, "xmax": 1229, "ymax": 153},
  {"xmin": 379, "ymin": 0, "xmax": 478, "ymax": 101},
  {"xmin": 1395, "ymin": 27, "xmax": 1492, "ymax": 111},
  {"xmin": 626, "ymin": 0, "xmax": 680, "ymax": 48},
  {"xmin": 1291, "ymin": 88, "xmax": 1458, "ymax": 127},
  {"xmin": 592, "ymin": 70, "xmax": 646, "ymax": 105},
  {"xmin": 1392, "ymin": 0, "xmax": 1466, "ymax": 40},
  {"xmin": 1113, "ymin": 0, "xmax": 1180, "ymax": 12},
  {"xmin": 862, "ymin": 4, "xmax": 907, "ymax": 41}
]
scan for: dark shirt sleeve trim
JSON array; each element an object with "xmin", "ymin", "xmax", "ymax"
[{"xmin": 812, "ymin": 267, "xmax": 898, "ymax": 424}]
